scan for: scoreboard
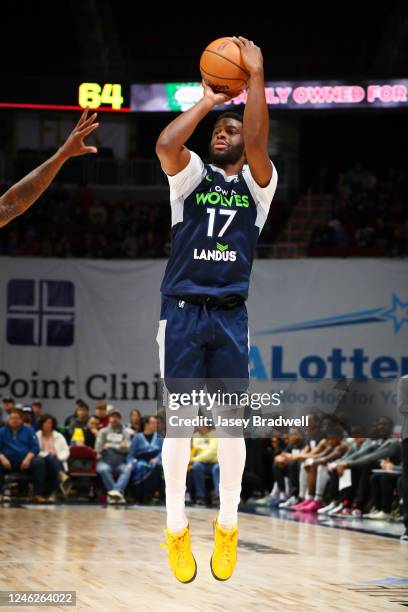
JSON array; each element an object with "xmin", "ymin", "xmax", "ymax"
[
  {"xmin": 0, "ymin": 77, "xmax": 130, "ymax": 112},
  {"xmin": 1, "ymin": 77, "xmax": 408, "ymax": 112}
]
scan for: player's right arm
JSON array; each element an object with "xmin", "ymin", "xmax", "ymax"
[
  {"xmin": 0, "ymin": 109, "xmax": 99, "ymax": 229},
  {"xmin": 155, "ymin": 83, "xmax": 232, "ymax": 176}
]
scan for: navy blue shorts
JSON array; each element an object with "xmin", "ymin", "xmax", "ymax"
[{"xmin": 156, "ymin": 295, "xmax": 249, "ymax": 389}]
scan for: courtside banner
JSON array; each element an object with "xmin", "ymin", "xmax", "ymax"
[
  {"xmin": 131, "ymin": 80, "xmax": 408, "ymax": 111},
  {"xmin": 0, "ymin": 258, "xmax": 406, "ymax": 420}
]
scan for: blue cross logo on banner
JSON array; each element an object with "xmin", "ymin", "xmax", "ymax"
[{"xmin": 7, "ymin": 279, "xmax": 75, "ymax": 346}]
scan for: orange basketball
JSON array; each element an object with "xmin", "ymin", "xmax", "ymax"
[{"xmin": 200, "ymin": 37, "xmax": 249, "ymax": 96}]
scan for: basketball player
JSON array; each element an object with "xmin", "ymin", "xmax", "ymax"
[
  {"xmin": 0, "ymin": 109, "xmax": 99, "ymax": 229},
  {"xmin": 155, "ymin": 36, "xmax": 278, "ymax": 582}
]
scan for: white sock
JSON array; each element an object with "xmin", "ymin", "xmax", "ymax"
[
  {"xmin": 162, "ymin": 436, "xmax": 191, "ymax": 532},
  {"xmin": 299, "ymin": 463, "xmax": 307, "ymax": 499},
  {"xmin": 162, "ymin": 401, "xmax": 200, "ymax": 532},
  {"xmin": 270, "ymin": 482, "xmax": 279, "ymax": 497},
  {"xmin": 217, "ymin": 436, "xmax": 246, "ymax": 529},
  {"xmin": 315, "ymin": 464, "xmax": 330, "ymax": 500}
]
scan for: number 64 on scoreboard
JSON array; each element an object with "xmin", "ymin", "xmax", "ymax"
[{"xmin": 78, "ymin": 83, "xmax": 124, "ymax": 110}]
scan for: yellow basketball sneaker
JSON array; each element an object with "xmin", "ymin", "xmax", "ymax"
[
  {"xmin": 161, "ymin": 524, "xmax": 197, "ymax": 583},
  {"xmin": 210, "ymin": 515, "xmax": 238, "ymax": 581}
]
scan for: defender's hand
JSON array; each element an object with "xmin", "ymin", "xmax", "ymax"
[{"xmin": 58, "ymin": 108, "xmax": 99, "ymax": 160}]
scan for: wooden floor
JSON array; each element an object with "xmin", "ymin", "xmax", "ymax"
[{"xmin": 1, "ymin": 505, "xmax": 408, "ymax": 611}]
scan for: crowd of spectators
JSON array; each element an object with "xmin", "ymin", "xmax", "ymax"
[
  {"xmin": 0, "ymin": 397, "xmax": 163, "ymax": 504},
  {"xmin": 0, "ymin": 395, "xmax": 407, "ymax": 540},
  {"xmin": 245, "ymin": 411, "xmax": 407, "ymax": 540},
  {"xmin": 0, "ymin": 183, "xmax": 170, "ymax": 258},
  {"xmin": 309, "ymin": 162, "xmax": 408, "ymax": 256}
]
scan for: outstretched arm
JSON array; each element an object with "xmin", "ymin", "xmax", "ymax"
[
  {"xmin": 155, "ymin": 84, "xmax": 232, "ymax": 176},
  {"xmin": 233, "ymin": 36, "xmax": 272, "ymax": 187},
  {"xmin": 0, "ymin": 109, "xmax": 99, "ymax": 229}
]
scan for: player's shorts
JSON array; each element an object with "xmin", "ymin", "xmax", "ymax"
[{"xmin": 156, "ymin": 294, "xmax": 250, "ymax": 394}]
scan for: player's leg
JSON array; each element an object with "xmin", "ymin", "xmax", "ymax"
[
  {"xmin": 156, "ymin": 296, "xmax": 206, "ymax": 582},
  {"xmin": 206, "ymin": 303, "xmax": 249, "ymax": 580}
]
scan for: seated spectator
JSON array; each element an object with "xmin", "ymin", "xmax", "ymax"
[
  {"xmin": 36, "ymin": 414, "xmax": 71, "ymax": 501},
  {"xmin": 296, "ymin": 426, "xmax": 349, "ymax": 512},
  {"xmin": 22, "ymin": 405, "xmax": 35, "ymax": 428},
  {"xmin": 95, "ymin": 409, "xmax": 131, "ymax": 504},
  {"xmin": 0, "ymin": 409, "xmax": 46, "ymax": 503},
  {"xmin": 318, "ymin": 427, "xmax": 373, "ymax": 516},
  {"xmin": 244, "ymin": 437, "xmax": 283, "ymax": 502},
  {"xmin": 94, "ymin": 402, "xmax": 109, "ymax": 428},
  {"xmin": 31, "ymin": 401, "xmax": 42, "ymax": 430},
  {"xmin": 65, "ymin": 400, "xmax": 90, "ymax": 444},
  {"xmin": 189, "ymin": 425, "xmax": 219, "ymax": 506},
  {"xmin": 125, "ymin": 409, "xmax": 142, "ymax": 439},
  {"xmin": 127, "ymin": 416, "xmax": 163, "ymax": 502},
  {"xmin": 262, "ymin": 435, "xmax": 286, "ymax": 494},
  {"xmin": 290, "ymin": 424, "xmax": 348, "ymax": 512},
  {"xmin": 273, "ymin": 427, "xmax": 305, "ymax": 509},
  {"xmin": 1, "ymin": 397, "xmax": 15, "ymax": 424},
  {"xmin": 335, "ymin": 416, "xmax": 400, "ymax": 517},
  {"xmin": 303, "ymin": 412, "xmax": 324, "ymax": 450},
  {"xmin": 85, "ymin": 415, "xmax": 101, "ymax": 448},
  {"xmin": 363, "ymin": 457, "xmax": 402, "ymax": 520}
]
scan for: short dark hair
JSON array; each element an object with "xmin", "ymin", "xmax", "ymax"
[
  {"xmin": 142, "ymin": 415, "xmax": 157, "ymax": 430},
  {"xmin": 76, "ymin": 400, "xmax": 89, "ymax": 411},
  {"xmin": 214, "ymin": 111, "xmax": 243, "ymax": 125},
  {"xmin": 40, "ymin": 413, "xmax": 58, "ymax": 430}
]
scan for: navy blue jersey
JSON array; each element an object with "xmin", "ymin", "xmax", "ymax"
[{"xmin": 160, "ymin": 150, "xmax": 278, "ymax": 299}]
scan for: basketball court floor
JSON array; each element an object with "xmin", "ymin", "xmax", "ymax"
[{"xmin": 1, "ymin": 505, "xmax": 408, "ymax": 611}]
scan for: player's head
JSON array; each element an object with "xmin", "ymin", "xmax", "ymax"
[{"xmin": 208, "ymin": 112, "xmax": 245, "ymax": 167}]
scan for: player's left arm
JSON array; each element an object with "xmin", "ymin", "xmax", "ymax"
[{"xmin": 233, "ymin": 36, "xmax": 272, "ymax": 187}]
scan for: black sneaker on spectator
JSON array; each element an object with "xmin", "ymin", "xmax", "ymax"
[
  {"xmin": 400, "ymin": 529, "xmax": 408, "ymax": 541},
  {"xmin": 212, "ymin": 495, "xmax": 220, "ymax": 506},
  {"xmin": 195, "ymin": 497, "xmax": 206, "ymax": 507}
]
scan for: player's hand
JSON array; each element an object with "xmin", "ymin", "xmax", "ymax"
[
  {"xmin": 58, "ymin": 108, "xmax": 99, "ymax": 160},
  {"xmin": 232, "ymin": 36, "xmax": 263, "ymax": 75},
  {"xmin": 201, "ymin": 80, "xmax": 235, "ymax": 107}
]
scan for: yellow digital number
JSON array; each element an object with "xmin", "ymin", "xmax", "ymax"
[
  {"xmin": 100, "ymin": 84, "xmax": 124, "ymax": 110},
  {"xmin": 79, "ymin": 83, "xmax": 101, "ymax": 109},
  {"xmin": 79, "ymin": 83, "xmax": 124, "ymax": 109}
]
